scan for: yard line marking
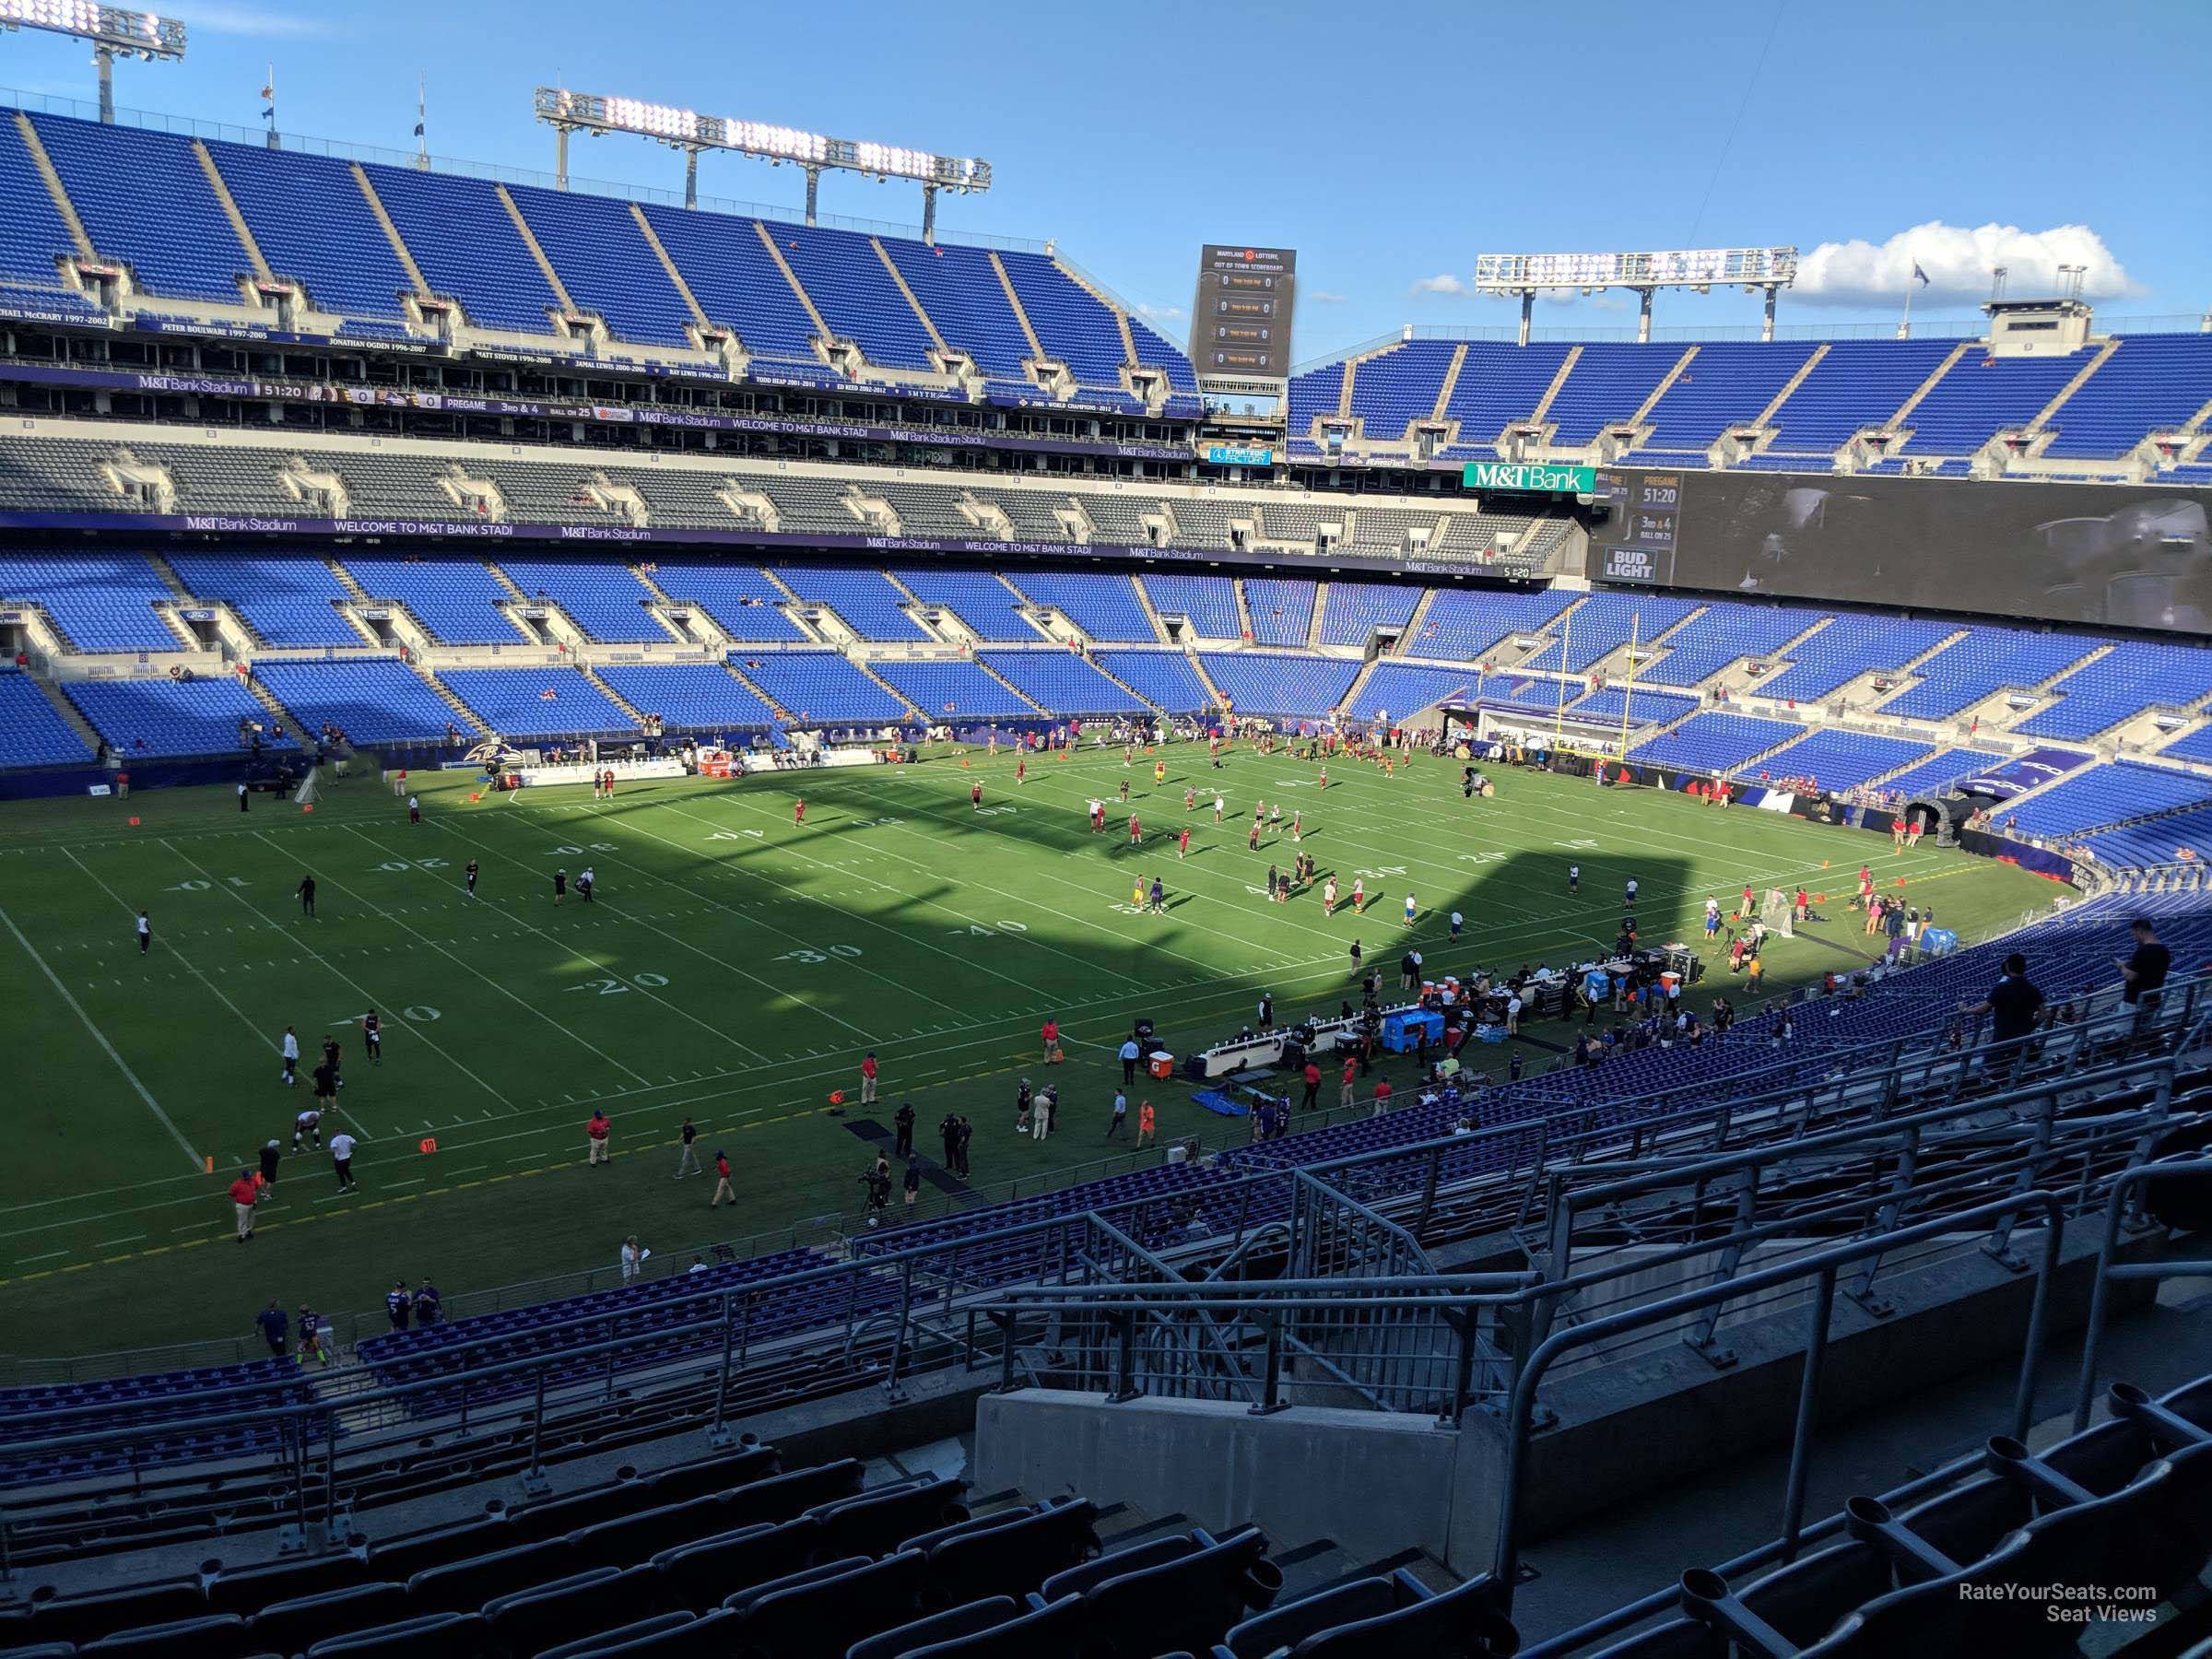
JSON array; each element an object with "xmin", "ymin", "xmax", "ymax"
[
  {"xmin": 167, "ymin": 834, "xmax": 508, "ymax": 1114},
  {"xmin": 92, "ymin": 1235, "xmax": 146, "ymax": 1249},
  {"xmin": 326, "ymin": 825, "xmax": 653, "ymax": 1085},
  {"xmin": 0, "ymin": 896, "xmax": 203, "ymax": 1171},
  {"xmin": 638, "ymin": 797, "xmax": 1135, "ymax": 1004},
  {"xmin": 17, "ymin": 1249, "xmax": 68, "ymax": 1264},
  {"xmin": 75, "ymin": 841, "xmax": 323, "ymax": 1102}
]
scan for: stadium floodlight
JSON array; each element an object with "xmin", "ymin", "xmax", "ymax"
[
  {"xmin": 533, "ymin": 86, "xmax": 990, "ymax": 241},
  {"xmin": 1473, "ymin": 246, "xmax": 1798, "ymax": 343},
  {"xmin": 0, "ymin": 1, "xmax": 186, "ymax": 122}
]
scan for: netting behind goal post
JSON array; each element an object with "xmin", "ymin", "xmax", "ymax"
[{"xmin": 292, "ymin": 765, "xmax": 321, "ymax": 808}]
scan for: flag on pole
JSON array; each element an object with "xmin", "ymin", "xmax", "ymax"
[{"xmin": 1911, "ymin": 262, "xmax": 1931, "ymax": 288}]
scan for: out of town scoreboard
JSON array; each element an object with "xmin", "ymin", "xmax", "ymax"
[{"xmin": 1191, "ymin": 245, "xmax": 1298, "ymax": 387}]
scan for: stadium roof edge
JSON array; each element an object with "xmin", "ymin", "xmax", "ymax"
[{"xmin": 0, "ymin": 82, "xmax": 1051, "ymax": 254}]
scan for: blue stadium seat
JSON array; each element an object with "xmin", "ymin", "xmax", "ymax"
[
  {"xmin": 497, "ymin": 559, "xmax": 664, "ymax": 643},
  {"xmin": 65, "ymin": 676, "xmax": 293, "ymax": 759},
  {"xmin": 650, "ymin": 563, "xmax": 807, "ymax": 643},
  {"xmin": 891, "ymin": 569, "xmax": 1036, "ymax": 641},
  {"xmin": 506, "ymin": 183, "xmax": 696, "ymax": 349},
  {"xmin": 1628, "ymin": 712, "xmax": 1799, "ymax": 773},
  {"xmin": 1140, "ymin": 575, "xmax": 1242, "ymax": 639},
  {"xmin": 874, "ymin": 659, "xmax": 1038, "ymax": 720},
  {"xmin": 975, "ymin": 650, "xmax": 1145, "ymax": 714},
  {"xmin": 29, "ymin": 113, "xmax": 251, "ymax": 303},
  {"xmin": 0, "ymin": 553, "xmax": 178, "ymax": 653},
  {"xmin": 0, "ymin": 671, "xmax": 97, "ymax": 767},
  {"xmin": 1198, "ymin": 653, "xmax": 1359, "ymax": 720},
  {"xmin": 339, "ymin": 555, "xmax": 523, "ymax": 645},
  {"xmin": 166, "ymin": 552, "xmax": 359, "ymax": 647},
  {"xmin": 595, "ymin": 665, "xmax": 776, "ymax": 733},
  {"xmin": 206, "ymin": 140, "xmax": 413, "ymax": 322},
  {"xmin": 436, "ymin": 668, "xmax": 637, "ymax": 740},
  {"xmin": 771, "ymin": 567, "xmax": 929, "ymax": 642},
  {"xmin": 1093, "ymin": 650, "xmax": 1213, "ymax": 712},
  {"xmin": 254, "ymin": 660, "xmax": 461, "ymax": 747},
  {"xmin": 1007, "ymin": 572, "xmax": 1153, "ymax": 642},
  {"xmin": 735, "ymin": 651, "xmax": 911, "ymax": 724},
  {"xmin": 359, "ymin": 165, "xmax": 560, "ymax": 336}
]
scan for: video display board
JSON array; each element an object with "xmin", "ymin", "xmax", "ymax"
[
  {"xmin": 1588, "ymin": 468, "xmax": 2212, "ymax": 636},
  {"xmin": 1190, "ymin": 245, "xmax": 1298, "ymax": 379}
]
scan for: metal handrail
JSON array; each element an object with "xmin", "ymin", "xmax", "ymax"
[{"xmin": 1490, "ymin": 1191, "xmax": 2068, "ymax": 1613}]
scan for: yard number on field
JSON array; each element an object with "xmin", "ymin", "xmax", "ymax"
[
  {"xmin": 773, "ymin": 945, "xmax": 864, "ymax": 964},
  {"xmin": 565, "ymin": 973, "xmax": 671, "ymax": 996}
]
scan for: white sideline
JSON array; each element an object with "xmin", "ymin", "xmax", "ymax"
[{"xmin": 0, "ymin": 898, "xmax": 204, "ymax": 1172}]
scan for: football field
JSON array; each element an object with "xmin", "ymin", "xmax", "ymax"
[{"xmin": 0, "ymin": 741, "xmax": 2060, "ymax": 1362}]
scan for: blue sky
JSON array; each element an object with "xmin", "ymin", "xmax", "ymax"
[{"xmin": 3, "ymin": 0, "xmax": 2205, "ymax": 359}]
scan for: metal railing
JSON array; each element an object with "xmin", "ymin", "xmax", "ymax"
[
  {"xmin": 982, "ymin": 1065, "xmax": 2191, "ymax": 1426},
  {"xmin": 1503, "ymin": 1192, "xmax": 2069, "ymax": 1649}
]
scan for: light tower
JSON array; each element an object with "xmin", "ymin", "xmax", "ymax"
[
  {"xmin": 0, "ymin": 1, "xmax": 186, "ymax": 121},
  {"xmin": 532, "ymin": 88, "xmax": 990, "ymax": 242},
  {"xmin": 1474, "ymin": 247, "xmax": 1798, "ymax": 343}
]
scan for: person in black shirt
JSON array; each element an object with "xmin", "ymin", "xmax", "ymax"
[
  {"xmin": 893, "ymin": 1101, "xmax": 915, "ymax": 1159},
  {"xmin": 254, "ymin": 1299, "xmax": 288, "ymax": 1358},
  {"xmin": 385, "ymin": 1281, "xmax": 411, "ymax": 1332},
  {"xmin": 2118, "ymin": 919, "xmax": 2171, "ymax": 1006},
  {"xmin": 361, "ymin": 1008, "xmax": 382, "ymax": 1066},
  {"xmin": 955, "ymin": 1115, "xmax": 973, "ymax": 1177},
  {"xmin": 258, "ymin": 1138, "xmax": 281, "ymax": 1186},
  {"xmin": 297, "ymin": 875, "xmax": 316, "ymax": 916},
  {"xmin": 1963, "ymin": 954, "xmax": 2045, "ymax": 1048},
  {"xmin": 413, "ymin": 1279, "xmax": 441, "ymax": 1327}
]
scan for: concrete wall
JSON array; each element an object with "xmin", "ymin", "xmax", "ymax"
[
  {"xmin": 977, "ymin": 1223, "xmax": 2159, "ymax": 1578},
  {"xmin": 975, "ymin": 1390, "xmax": 1492, "ymax": 1567}
]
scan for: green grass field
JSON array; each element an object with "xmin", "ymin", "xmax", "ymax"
[{"xmin": 0, "ymin": 742, "xmax": 2061, "ymax": 1363}]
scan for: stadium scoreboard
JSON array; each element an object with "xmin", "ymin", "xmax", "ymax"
[
  {"xmin": 1594, "ymin": 469, "xmax": 1682, "ymax": 582},
  {"xmin": 1191, "ymin": 245, "xmax": 1298, "ymax": 385}
]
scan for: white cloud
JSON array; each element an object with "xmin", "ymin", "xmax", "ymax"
[
  {"xmin": 1795, "ymin": 220, "xmax": 2137, "ymax": 306},
  {"xmin": 1306, "ymin": 290, "xmax": 1347, "ymax": 304},
  {"xmin": 187, "ymin": 4, "xmax": 337, "ymax": 39},
  {"xmin": 1409, "ymin": 274, "xmax": 1466, "ymax": 297},
  {"xmin": 1136, "ymin": 303, "xmax": 1185, "ymax": 322}
]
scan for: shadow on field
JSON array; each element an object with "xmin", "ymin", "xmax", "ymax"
[{"xmin": 572, "ymin": 773, "xmax": 1712, "ymax": 1060}]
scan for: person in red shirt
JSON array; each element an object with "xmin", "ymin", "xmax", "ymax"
[
  {"xmin": 1739, "ymin": 883, "xmax": 1756, "ymax": 920},
  {"xmin": 586, "ymin": 1109, "xmax": 611, "ymax": 1167},
  {"xmin": 710, "ymin": 1150, "xmax": 735, "ymax": 1209},
  {"xmin": 1301, "ymin": 1060, "xmax": 1321, "ymax": 1112},
  {"xmin": 228, "ymin": 1169, "xmax": 260, "ymax": 1242},
  {"xmin": 1371, "ymin": 1078, "xmax": 1394, "ymax": 1118},
  {"xmin": 1794, "ymin": 887, "xmax": 1810, "ymax": 924},
  {"xmin": 1128, "ymin": 814, "xmax": 1141, "ymax": 844},
  {"xmin": 971, "ymin": 781, "xmax": 983, "ymax": 810},
  {"xmin": 1041, "ymin": 1018, "xmax": 1060, "ymax": 1061},
  {"xmin": 1016, "ymin": 757, "xmax": 1027, "ymax": 785},
  {"xmin": 794, "ymin": 798, "xmax": 806, "ymax": 825},
  {"xmin": 1341, "ymin": 1055, "xmax": 1358, "ymax": 1109},
  {"xmin": 1136, "ymin": 1100, "xmax": 1156, "ymax": 1147},
  {"xmin": 859, "ymin": 1051, "xmax": 879, "ymax": 1105}
]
